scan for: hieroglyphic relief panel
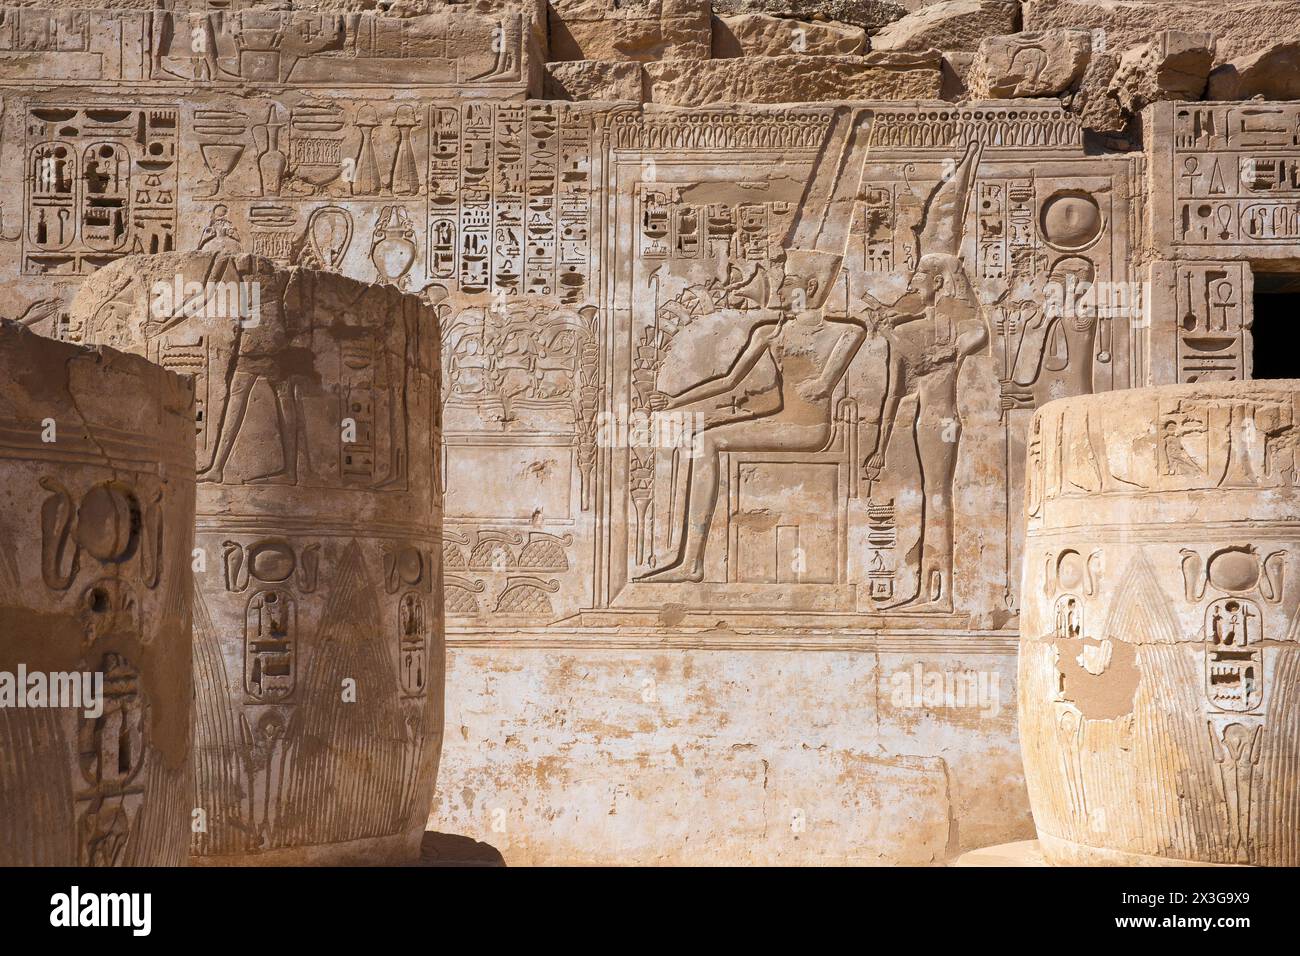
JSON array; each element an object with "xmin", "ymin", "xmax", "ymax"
[
  {"xmin": 0, "ymin": 95, "xmax": 590, "ymax": 286},
  {"xmin": 0, "ymin": 6, "xmax": 528, "ymax": 93},
  {"xmin": 438, "ymin": 292, "xmax": 597, "ymax": 623},
  {"xmin": 427, "ymin": 102, "xmax": 593, "ymax": 301},
  {"xmin": 0, "ymin": 88, "xmax": 600, "ymax": 627},
  {"xmin": 0, "ymin": 4, "xmax": 534, "ymax": 329},
  {"xmin": 0, "ymin": 91, "xmax": 1148, "ymax": 634},
  {"xmin": 601, "ymin": 107, "xmax": 860, "ymax": 616},
  {"xmin": 425, "ymin": 101, "xmax": 599, "ymax": 624},
  {"xmin": 596, "ymin": 102, "xmax": 1140, "ymax": 626},
  {"xmin": 1151, "ymin": 100, "xmax": 1300, "ymax": 261},
  {"xmin": 856, "ymin": 106, "xmax": 1138, "ymax": 620},
  {"xmin": 0, "ymin": 93, "xmax": 595, "ymax": 333}
]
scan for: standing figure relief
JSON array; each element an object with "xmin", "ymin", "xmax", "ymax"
[{"xmin": 863, "ymin": 141, "xmax": 987, "ymax": 611}]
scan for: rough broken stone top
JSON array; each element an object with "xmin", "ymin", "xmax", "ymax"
[{"xmin": 0, "ymin": 319, "xmax": 195, "ymax": 471}]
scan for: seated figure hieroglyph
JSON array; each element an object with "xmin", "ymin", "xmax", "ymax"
[{"xmin": 636, "ymin": 248, "xmax": 869, "ymax": 583}]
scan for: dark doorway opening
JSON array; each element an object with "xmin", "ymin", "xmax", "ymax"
[{"xmin": 1252, "ymin": 273, "xmax": 1300, "ymax": 380}]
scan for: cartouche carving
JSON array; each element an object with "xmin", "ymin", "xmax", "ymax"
[
  {"xmin": 0, "ymin": 321, "xmax": 195, "ymax": 866},
  {"xmin": 1021, "ymin": 382, "xmax": 1300, "ymax": 866},
  {"xmin": 68, "ymin": 252, "xmax": 443, "ymax": 865}
]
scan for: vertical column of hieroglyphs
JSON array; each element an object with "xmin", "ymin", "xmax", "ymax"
[
  {"xmin": 1021, "ymin": 381, "xmax": 1300, "ymax": 865},
  {"xmin": 0, "ymin": 320, "xmax": 196, "ymax": 866},
  {"xmin": 67, "ymin": 252, "xmax": 443, "ymax": 865},
  {"xmin": 432, "ymin": 100, "xmax": 599, "ymax": 625}
]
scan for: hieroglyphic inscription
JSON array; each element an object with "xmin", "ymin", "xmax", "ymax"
[
  {"xmin": 0, "ymin": 322, "xmax": 195, "ymax": 866},
  {"xmin": 66, "ymin": 254, "xmax": 443, "ymax": 863},
  {"xmin": 24, "ymin": 104, "xmax": 179, "ymax": 275},
  {"xmin": 428, "ymin": 102, "xmax": 592, "ymax": 302},
  {"xmin": 3, "ymin": 96, "xmax": 1147, "ymax": 635},
  {"xmin": 1153, "ymin": 101, "xmax": 1300, "ymax": 260},
  {"xmin": 0, "ymin": 6, "xmax": 528, "ymax": 93},
  {"xmin": 1148, "ymin": 260, "xmax": 1253, "ymax": 384}
]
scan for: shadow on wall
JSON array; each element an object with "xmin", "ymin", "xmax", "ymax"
[
  {"xmin": 1252, "ymin": 273, "xmax": 1300, "ymax": 381},
  {"xmin": 418, "ymin": 831, "xmax": 507, "ymax": 867}
]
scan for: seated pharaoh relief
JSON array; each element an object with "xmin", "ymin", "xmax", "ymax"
[
  {"xmin": 637, "ymin": 248, "xmax": 869, "ymax": 585},
  {"xmin": 638, "ymin": 138, "xmax": 986, "ymax": 613}
]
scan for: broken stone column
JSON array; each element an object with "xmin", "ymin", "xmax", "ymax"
[
  {"xmin": 1020, "ymin": 381, "xmax": 1300, "ymax": 865},
  {"xmin": 0, "ymin": 321, "xmax": 196, "ymax": 866},
  {"xmin": 68, "ymin": 253, "xmax": 444, "ymax": 865}
]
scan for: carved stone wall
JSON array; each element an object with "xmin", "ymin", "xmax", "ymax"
[
  {"xmin": 0, "ymin": 0, "xmax": 1296, "ymax": 864},
  {"xmin": 1021, "ymin": 382, "xmax": 1300, "ymax": 865},
  {"xmin": 0, "ymin": 320, "xmax": 195, "ymax": 866},
  {"xmin": 66, "ymin": 253, "xmax": 444, "ymax": 865},
  {"xmin": 426, "ymin": 101, "xmax": 1139, "ymax": 864}
]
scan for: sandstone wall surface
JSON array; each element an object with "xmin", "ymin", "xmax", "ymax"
[
  {"xmin": 66, "ymin": 254, "xmax": 446, "ymax": 865},
  {"xmin": 0, "ymin": 0, "xmax": 1293, "ymax": 864}
]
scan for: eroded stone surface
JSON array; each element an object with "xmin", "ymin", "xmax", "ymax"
[
  {"xmin": 940, "ymin": 50, "xmax": 976, "ymax": 98},
  {"xmin": 711, "ymin": 0, "xmax": 910, "ymax": 31},
  {"xmin": 1068, "ymin": 50, "xmax": 1126, "ymax": 136},
  {"xmin": 1021, "ymin": 382, "xmax": 1300, "ymax": 865},
  {"xmin": 872, "ymin": 0, "xmax": 1021, "ymax": 54},
  {"xmin": 1109, "ymin": 30, "xmax": 1214, "ymax": 115},
  {"xmin": 66, "ymin": 254, "xmax": 444, "ymax": 865},
  {"xmin": 1023, "ymin": 0, "xmax": 1300, "ymax": 62},
  {"xmin": 1207, "ymin": 41, "xmax": 1300, "ymax": 101},
  {"xmin": 435, "ymin": 644, "xmax": 1029, "ymax": 864},
  {"xmin": 549, "ymin": 0, "xmax": 712, "ymax": 61},
  {"xmin": 712, "ymin": 12, "xmax": 867, "ymax": 56},
  {"xmin": 0, "ymin": 320, "xmax": 195, "ymax": 866},
  {"xmin": 643, "ymin": 51, "xmax": 943, "ymax": 102},
  {"xmin": 545, "ymin": 59, "xmax": 644, "ymax": 100}
]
